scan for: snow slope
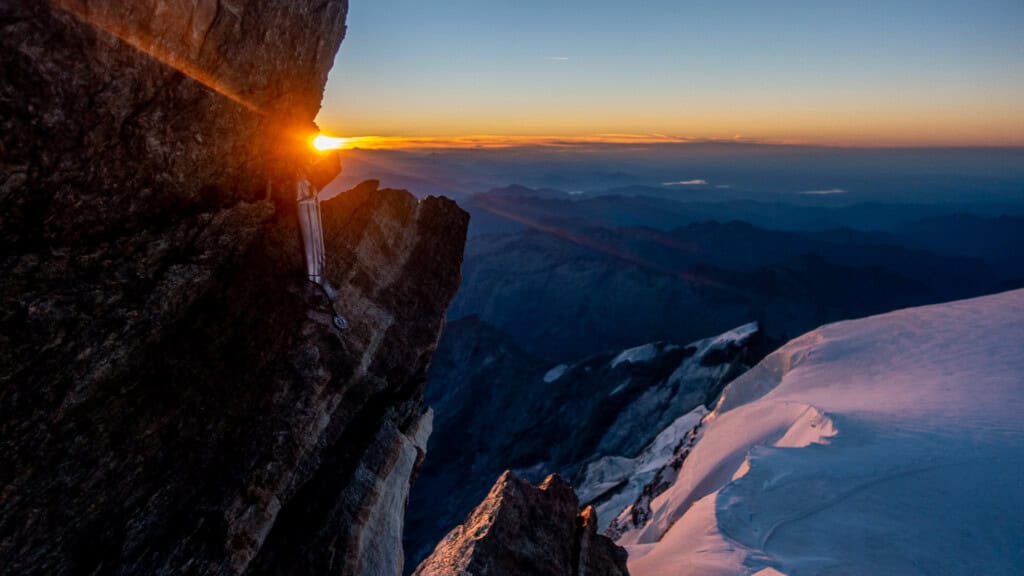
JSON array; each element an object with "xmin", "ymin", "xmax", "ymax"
[
  {"xmin": 573, "ymin": 322, "xmax": 765, "ymax": 530},
  {"xmin": 577, "ymin": 406, "xmax": 707, "ymax": 532},
  {"xmin": 621, "ymin": 289, "xmax": 1024, "ymax": 576}
]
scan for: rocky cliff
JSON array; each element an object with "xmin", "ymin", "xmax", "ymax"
[
  {"xmin": 413, "ymin": 471, "xmax": 629, "ymax": 576},
  {"xmin": 0, "ymin": 1, "xmax": 468, "ymax": 575}
]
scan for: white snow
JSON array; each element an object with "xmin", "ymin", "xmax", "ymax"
[
  {"xmin": 623, "ymin": 289, "xmax": 1024, "ymax": 576},
  {"xmin": 543, "ymin": 364, "xmax": 569, "ymax": 383},
  {"xmin": 611, "ymin": 343, "xmax": 659, "ymax": 368},
  {"xmin": 665, "ymin": 321, "xmax": 759, "ymax": 388},
  {"xmin": 574, "ymin": 323, "xmax": 763, "ymax": 531},
  {"xmin": 578, "ymin": 406, "xmax": 708, "ymax": 530},
  {"xmin": 695, "ymin": 321, "xmax": 759, "ymax": 358}
]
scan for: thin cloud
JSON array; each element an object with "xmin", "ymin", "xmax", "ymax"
[
  {"xmin": 662, "ymin": 179, "xmax": 708, "ymax": 186},
  {"xmin": 543, "ymin": 56, "xmax": 570, "ymax": 62},
  {"xmin": 798, "ymin": 188, "xmax": 848, "ymax": 195},
  {"xmin": 323, "ymin": 134, "xmax": 797, "ymax": 150}
]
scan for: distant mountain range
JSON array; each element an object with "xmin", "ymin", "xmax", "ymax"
[
  {"xmin": 451, "ymin": 187, "xmax": 1021, "ymax": 361},
  {"xmin": 330, "ymin": 144, "xmax": 1024, "ymax": 207},
  {"xmin": 468, "ymin": 184, "xmax": 1024, "ymax": 236}
]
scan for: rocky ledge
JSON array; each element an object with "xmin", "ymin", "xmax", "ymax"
[{"xmin": 413, "ymin": 471, "xmax": 629, "ymax": 576}]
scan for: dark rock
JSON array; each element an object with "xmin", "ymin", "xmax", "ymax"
[
  {"xmin": 412, "ymin": 471, "xmax": 628, "ymax": 576},
  {"xmin": 0, "ymin": 0, "xmax": 347, "ymax": 251},
  {"xmin": 577, "ymin": 506, "xmax": 629, "ymax": 576},
  {"xmin": 0, "ymin": 177, "xmax": 468, "ymax": 576},
  {"xmin": 0, "ymin": 1, "xmax": 469, "ymax": 575}
]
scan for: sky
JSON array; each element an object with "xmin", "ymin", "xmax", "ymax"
[{"xmin": 316, "ymin": 0, "xmax": 1024, "ymax": 147}]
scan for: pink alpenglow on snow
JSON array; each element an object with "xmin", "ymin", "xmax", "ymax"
[{"xmin": 616, "ymin": 288, "xmax": 1024, "ymax": 576}]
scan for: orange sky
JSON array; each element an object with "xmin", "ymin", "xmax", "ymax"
[{"xmin": 317, "ymin": 0, "xmax": 1024, "ymax": 149}]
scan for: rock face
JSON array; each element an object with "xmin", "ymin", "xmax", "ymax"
[
  {"xmin": 0, "ymin": 1, "xmax": 469, "ymax": 575},
  {"xmin": 1, "ymin": 0, "xmax": 347, "ymax": 250},
  {"xmin": 413, "ymin": 471, "xmax": 628, "ymax": 576}
]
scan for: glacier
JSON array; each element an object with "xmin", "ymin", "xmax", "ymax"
[{"xmin": 618, "ymin": 289, "xmax": 1024, "ymax": 575}]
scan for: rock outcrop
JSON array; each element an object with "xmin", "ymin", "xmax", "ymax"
[
  {"xmin": 0, "ymin": 1, "xmax": 468, "ymax": 575},
  {"xmin": 1, "ymin": 0, "xmax": 347, "ymax": 250},
  {"xmin": 413, "ymin": 471, "xmax": 628, "ymax": 576}
]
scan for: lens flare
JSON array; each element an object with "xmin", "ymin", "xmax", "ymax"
[{"xmin": 312, "ymin": 134, "xmax": 349, "ymax": 152}]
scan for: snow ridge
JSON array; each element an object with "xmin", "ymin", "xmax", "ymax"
[
  {"xmin": 579, "ymin": 322, "xmax": 764, "ymax": 532},
  {"xmin": 543, "ymin": 364, "xmax": 569, "ymax": 383},
  {"xmin": 611, "ymin": 344, "xmax": 659, "ymax": 368},
  {"xmin": 620, "ymin": 289, "xmax": 1024, "ymax": 576}
]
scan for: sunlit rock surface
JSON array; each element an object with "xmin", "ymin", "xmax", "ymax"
[
  {"xmin": 413, "ymin": 471, "xmax": 629, "ymax": 576},
  {"xmin": 1, "ymin": 0, "xmax": 347, "ymax": 249},
  {"xmin": 0, "ymin": 1, "xmax": 469, "ymax": 575}
]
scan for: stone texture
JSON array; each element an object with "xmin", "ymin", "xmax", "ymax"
[
  {"xmin": 413, "ymin": 471, "xmax": 629, "ymax": 576},
  {"xmin": 0, "ymin": 177, "xmax": 468, "ymax": 576},
  {"xmin": 353, "ymin": 409, "xmax": 433, "ymax": 576},
  {"xmin": 0, "ymin": 1, "xmax": 469, "ymax": 575},
  {"xmin": 577, "ymin": 506, "xmax": 630, "ymax": 576},
  {"xmin": 0, "ymin": 0, "xmax": 346, "ymax": 250}
]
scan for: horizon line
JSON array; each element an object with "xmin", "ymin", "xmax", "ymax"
[{"xmin": 322, "ymin": 133, "xmax": 1024, "ymax": 151}]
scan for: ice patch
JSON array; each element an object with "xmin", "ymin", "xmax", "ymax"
[
  {"xmin": 612, "ymin": 343, "xmax": 659, "ymax": 368},
  {"xmin": 705, "ymin": 321, "xmax": 759, "ymax": 352},
  {"xmin": 609, "ymin": 379, "xmax": 631, "ymax": 396},
  {"xmin": 543, "ymin": 364, "xmax": 569, "ymax": 383}
]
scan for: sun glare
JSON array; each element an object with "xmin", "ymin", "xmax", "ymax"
[{"xmin": 312, "ymin": 134, "xmax": 349, "ymax": 152}]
